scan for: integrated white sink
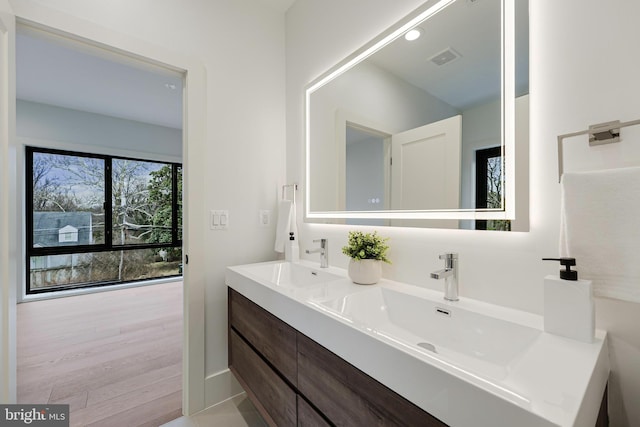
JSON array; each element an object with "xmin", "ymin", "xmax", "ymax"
[
  {"xmin": 226, "ymin": 260, "xmax": 609, "ymax": 427},
  {"xmin": 238, "ymin": 261, "xmax": 341, "ymax": 288},
  {"xmin": 316, "ymin": 287, "xmax": 541, "ymax": 382}
]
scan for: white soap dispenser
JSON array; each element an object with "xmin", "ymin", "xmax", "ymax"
[
  {"xmin": 542, "ymin": 257, "xmax": 594, "ymax": 343},
  {"xmin": 285, "ymin": 232, "xmax": 299, "ymax": 262}
]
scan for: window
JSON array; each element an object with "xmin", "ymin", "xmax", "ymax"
[
  {"xmin": 475, "ymin": 146, "xmax": 511, "ymax": 231},
  {"xmin": 26, "ymin": 147, "xmax": 182, "ymax": 293}
]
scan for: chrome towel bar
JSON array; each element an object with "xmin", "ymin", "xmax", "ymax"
[
  {"xmin": 557, "ymin": 118, "xmax": 640, "ymax": 182},
  {"xmin": 282, "ymin": 183, "xmax": 298, "ymax": 201}
]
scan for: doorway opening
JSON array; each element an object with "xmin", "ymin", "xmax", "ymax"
[
  {"xmin": 15, "ymin": 22, "xmax": 185, "ymax": 424},
  {"xmin": 17, "ymin": 24, "xmax": 184, "ymax": 296},
  {"xmin": 345, "ymin": 122, "xmax": 391, "ymax": 224}
]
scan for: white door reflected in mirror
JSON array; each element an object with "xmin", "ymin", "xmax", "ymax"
[{"xmin": 390, "ymin": 116, "xmax": 461, "ymax": 228}]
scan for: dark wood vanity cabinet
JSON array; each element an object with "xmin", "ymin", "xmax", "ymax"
[
  {"xmin": 228, "ymin": 288, "xmax": 447, "ymax": 427},
  {"xmin": 297, "ymin": 332, "xmax": 445, "ymax": 427},
  {"xmin": 228, "ymin": 287, "xmax": 297, "ymax": 385},
  {"xmin": 297, "ymin": 396, "xmax": 331, "ymax": 427},
  {"xmin": 229, "ymin": 329, "xmax": 297, "ymax": 426}
]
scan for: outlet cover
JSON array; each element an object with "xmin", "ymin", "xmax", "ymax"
[{"xmin": 259, "ymin": 210, "xmax": 271, "ymax": 227}]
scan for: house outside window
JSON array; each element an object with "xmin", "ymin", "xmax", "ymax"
[{"xmin": 59, "ymin": 226, "xmax": 78, "ymax": 243}]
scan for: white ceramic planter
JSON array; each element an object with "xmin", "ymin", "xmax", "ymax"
[{"xmin": 348, "ymin": 259, "xmax": 382, "ymax": 285}]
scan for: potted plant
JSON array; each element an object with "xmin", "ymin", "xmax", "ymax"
[{"xmin": 342, "ymin": 231, "xmax": 390, "ymax": 284}]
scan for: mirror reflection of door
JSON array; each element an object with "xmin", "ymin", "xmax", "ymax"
[
  {"xmin": 345, "ymin": 123, "xmax": 391, "ymax": 226},
  {"xmin": 475, "ymin": 146, "xmax": 511, "ymax": 231},
  {"xmin": 390, "ymin": 115, "xmax": 461, "ymax": 228}
]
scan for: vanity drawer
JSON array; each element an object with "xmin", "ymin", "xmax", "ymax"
[
  {"xmin": 297, "ymin": 332, "xmax": 447, "ymax": 427},
  {"xmin": 228, "ymin": 288, "xmax": 297, "ymax": 385},
  {"xmin": 297, "ymin": 396, "xmax": 330, "ymax": 427},
  {"xmin": 229, "ymin": 328, "xmax": 297, "ymax": 427}
]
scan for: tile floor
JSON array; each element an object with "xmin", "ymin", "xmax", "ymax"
[{"xmin": 161, "ymin": 394, "xmax": 266, "ymax": 427}]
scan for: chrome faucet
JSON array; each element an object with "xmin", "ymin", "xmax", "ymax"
[
  {"xmin": 305, "ymin": 238, "xmax": 328, "ymax": 268},
  {"xmin": 430, "ymin": 253, "xmax": 459, "ymax": 301}
]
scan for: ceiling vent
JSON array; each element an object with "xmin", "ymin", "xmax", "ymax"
[{"xmin": 429, "ymin": 47, "xmax": 461, "ymax": 66}]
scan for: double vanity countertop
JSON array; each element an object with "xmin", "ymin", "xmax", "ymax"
[{"xmin": 226, "ymin": 260, "xmax": 609, "ymax": 427}]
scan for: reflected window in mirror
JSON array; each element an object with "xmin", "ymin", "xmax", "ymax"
[{"xmin": 475, "ymin": 146, "xmax": 511, "ymax": 231}]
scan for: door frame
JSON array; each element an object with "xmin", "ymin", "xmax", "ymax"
[
  {"xmin": 335, "ymin": 109, "xmax": 394, "ymax": 213},
  {"xmin": 0, "ymin": 5, "xmax": 208, "ymax": 415},
  {"xmin": 0, "ymin": 9, "xmax": 17, "ymax": 404}
]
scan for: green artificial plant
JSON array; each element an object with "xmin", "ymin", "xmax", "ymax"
[{"xmin": 341, "ymin": 231, "xmax": 391, "ymax": 264}]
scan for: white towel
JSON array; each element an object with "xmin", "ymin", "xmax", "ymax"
[
  {"xmin": 560, "ymin": 166, "xmax": 640, "ymax": 302},
  {"xmin": 274, "ymin": 200, "xmax": 293, "ymax": 253}
]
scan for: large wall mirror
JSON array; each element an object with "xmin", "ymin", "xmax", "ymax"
[{"xmin": 305, "ymin": 0, "xmax": 529, "ymax": 230}]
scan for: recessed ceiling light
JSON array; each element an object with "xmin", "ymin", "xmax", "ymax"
[
  {"xmin": 404, "ymin": 28, "xmax": 422, "ymax": 41},
  {"xmin": 164, "ymin": 83, "xmax": 177, "ymax": 90}
]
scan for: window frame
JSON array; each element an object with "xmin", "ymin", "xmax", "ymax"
[{"xmin": 26, "ymin": 146, "xmax": 183, "ymax": 294}]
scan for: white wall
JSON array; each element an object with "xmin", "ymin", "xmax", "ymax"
[
  {"xmin": 460, "ymin": 98, "xmax": 500, "ymax": 210},
  {"xmin": 287, "ymin": 1, "xmax": 640, "ymax": 426},
  {"xmin": 17, "ymin": 100, "xmax": 182, "ymax": 160},
  {"xmin": 346, "ymin": 136, "xmax": 385, "ymax": 211},
  {"xmin": 4, "ymin": 0, "xmax": 286, "ymax": 412}
]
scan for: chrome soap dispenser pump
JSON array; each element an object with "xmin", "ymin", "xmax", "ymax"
[{"xmin": 541, "ymin": 257, "xmax": 595, "ymax": 343}]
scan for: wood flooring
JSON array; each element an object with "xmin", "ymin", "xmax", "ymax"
[{"xmin": 17, "ymin": 282, "xmax": 183, "ymax": 427}]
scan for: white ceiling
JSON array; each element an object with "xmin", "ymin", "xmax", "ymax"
[
  {"xmin": 15, "ymin": 0, "xmax": 296, "ymax": 130},
  {"xmin": 255, "ymin": 0, "xmax": 296, "ymax": 13},
  {"xmin": 17, "ymin": 27, "xmax": 185, "ymax": 130}
]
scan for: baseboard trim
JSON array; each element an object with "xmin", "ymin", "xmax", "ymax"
[{"xmin": 204, "ymin": 368, "xmax": 243, "ymax": 409}]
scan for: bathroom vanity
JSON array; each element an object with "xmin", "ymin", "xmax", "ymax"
[
  {"xmin": 229, "ymin": 288, "xmax": 444, "ymax": 426},
  {"xmin": 226, "ymin": 261, "xmax": 610, "ymax": 427}
]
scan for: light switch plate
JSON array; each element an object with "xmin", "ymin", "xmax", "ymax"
[
  {"xmin": 210, "ymin": 210, "xmax": 229, "ymax": 230},
  {"xmin": 259, "ymin": 210, "xmax": 271, "ymax": 227}
]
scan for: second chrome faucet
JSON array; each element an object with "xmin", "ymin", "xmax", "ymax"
[
  {"xmin": 306, "ymin": 238, "xmax": 328, "ymax": 268},
  {"xmin": 430, "ymin": 253, "xmax": 459, "ymax": 301}
]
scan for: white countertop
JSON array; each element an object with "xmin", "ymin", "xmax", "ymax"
[{"xmin": 226, "ymin": 260, "xmax": 609, "ymax": 427}]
